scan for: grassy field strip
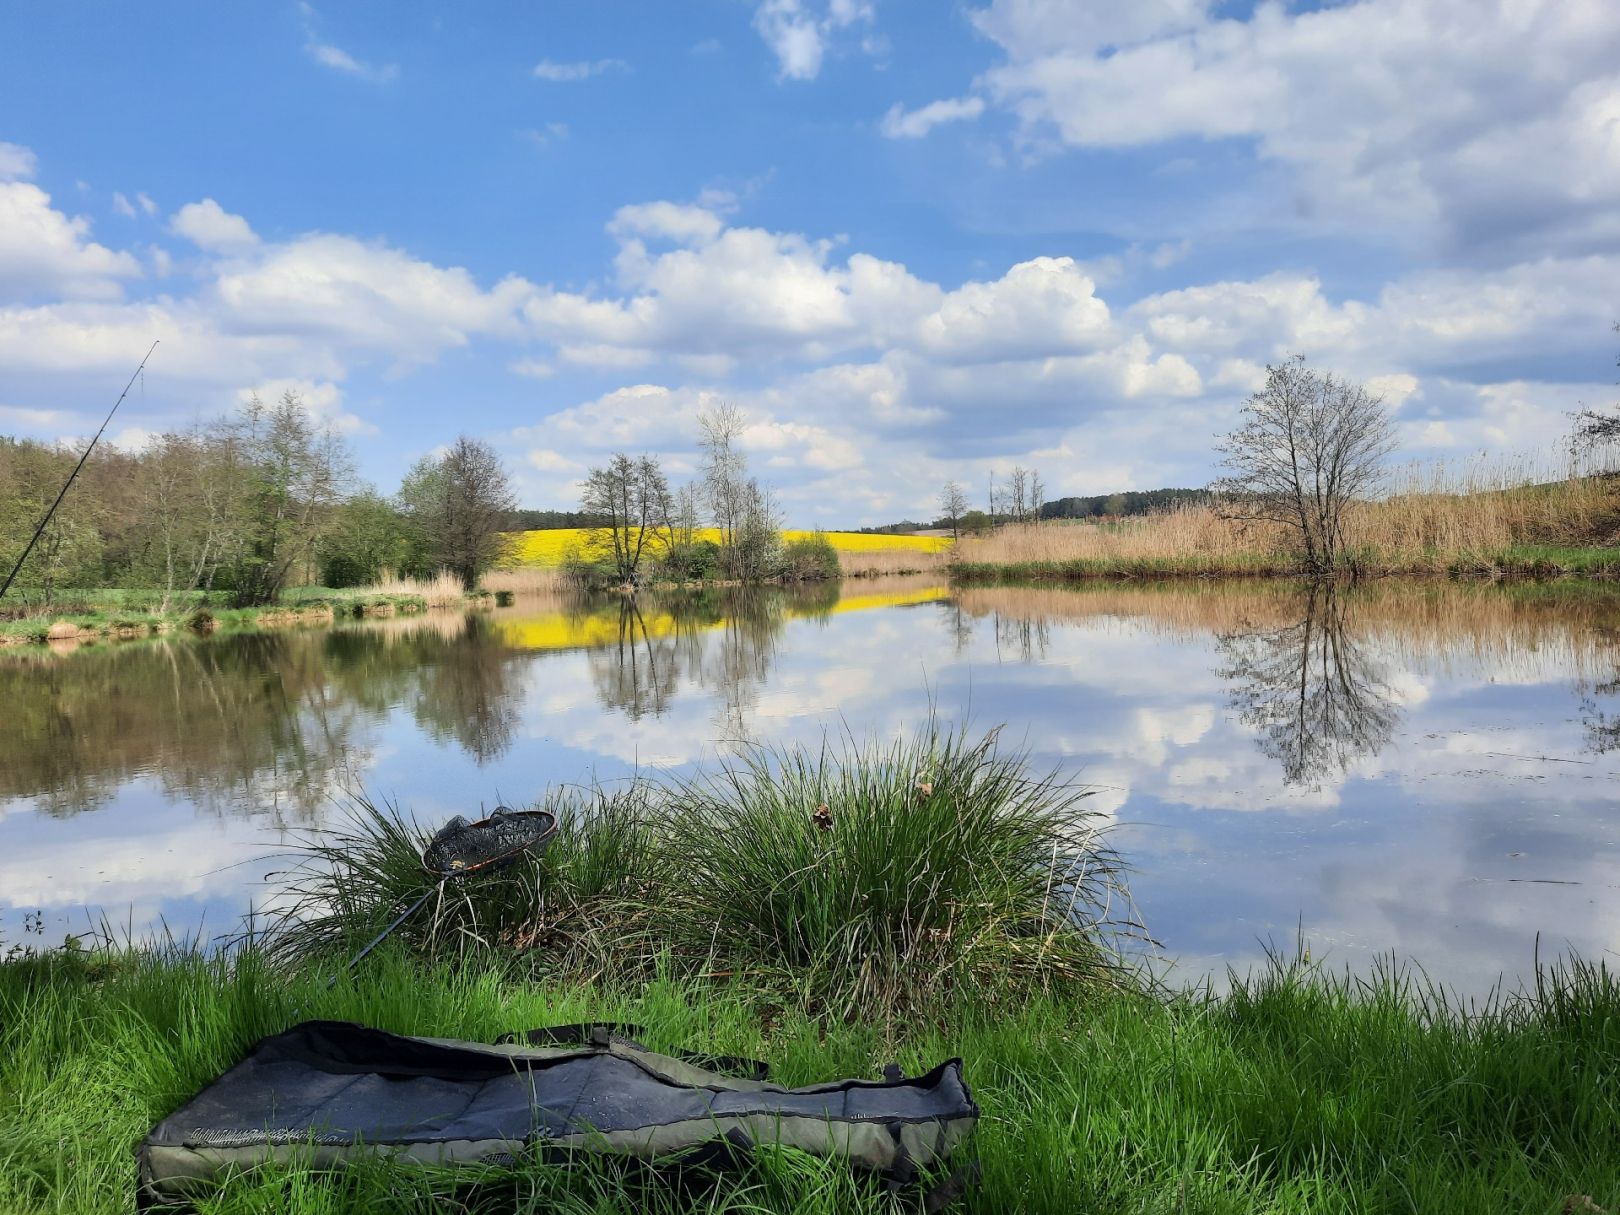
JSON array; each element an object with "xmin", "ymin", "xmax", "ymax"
[
  {"xmin": 3, "ymin": 949, "xmax": 1618, "ymax": 1214},
  {"xmin": 506, "ymin": 528, "xmax": 952, "ymax": 567}
]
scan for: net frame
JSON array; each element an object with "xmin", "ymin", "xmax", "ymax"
[{"xmin": 420, "ymin": 808, "xmax": 557, "ymax": 878}]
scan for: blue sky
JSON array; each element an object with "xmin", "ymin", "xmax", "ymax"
[{"xmin": 2, "ymin": 0, "xmax": 1617, "ymax": 523}]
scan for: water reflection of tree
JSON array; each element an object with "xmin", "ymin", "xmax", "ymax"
[
  {"xmin": 993, "ymin": 612, "xmax": 1051, "ymax": 663},
  {"xmin": 1215, "ymin": 583, "xmax": 1398, "ymax": 786},
  {"xmin": 1579, "ymin": 626, "xmax": 1620, "ymax": 754},
  {"xmin": 0, "ymin": 613, "xmax": 529, "ymax": 819},
  {"xmin": 586, "ymin": 598, "xmax": 685, "ymax": 721},
  {"xmin": 582, "ymin": 587, "xmax": 812, "ymax": 739}
]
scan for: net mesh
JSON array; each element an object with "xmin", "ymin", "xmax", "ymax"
[{"xmin": 422, "ymin": 809, "xmax": 556, "ymax": 876}]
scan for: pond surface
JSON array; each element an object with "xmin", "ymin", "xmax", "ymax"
[{"xmin": 4, "ymin": 576, "xmax": 1619, "ymax": 995}]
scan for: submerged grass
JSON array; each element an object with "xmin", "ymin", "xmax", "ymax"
[
  {"xmin": 2, "ymin": 944, "xmax": 1619, "ymax": 1213},
  {"xmin": 266, "ymin": 726, "xmax": 1125, "ymax": 1017}
]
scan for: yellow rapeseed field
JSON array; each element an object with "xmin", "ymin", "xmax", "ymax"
[{"xmin": 505, "ymin": 527, "xmax": 950, "ymax": 568}]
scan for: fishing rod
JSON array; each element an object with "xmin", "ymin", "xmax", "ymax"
[{"xmin": 0, "ymin": 340, "xmax": 160, "ymax": 602}]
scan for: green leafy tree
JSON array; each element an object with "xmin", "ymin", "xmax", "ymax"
[{"xmin": 397, "ymin": 436, "xmax": 517, "ymax": 590}]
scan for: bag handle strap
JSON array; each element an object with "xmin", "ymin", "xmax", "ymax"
[{"xmin": 495, "ymin": 1023, "xmax": 771, "ymax": 1081}]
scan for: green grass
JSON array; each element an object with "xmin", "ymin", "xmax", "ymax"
[
  {"xmin": 951, "ymin": 553, "xmax": 1296, "ymax": 582},
  {"xmin": 1, "ymin": 944, "xmax": 1618, "ymax": 1214}
]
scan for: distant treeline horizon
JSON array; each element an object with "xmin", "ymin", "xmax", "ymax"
[{"xmin": 512, "ymin": 488, "xmax": 1211, "ymax": 536}]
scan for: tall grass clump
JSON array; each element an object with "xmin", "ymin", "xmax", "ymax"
[
  {"xmin": 268, "ymin": 786, "xmax": 660, "ymax": 979},
  {"xmin": 661, "ymin": 726, "xmax": 1126, "ymax": 1017},
  {"xmin": 364, "ymin": 570, "xmax": 471, "ymax": 608},
  {"xmin": 264, "ymin": 727, "xmax": 1127, "ymax": 1017}
]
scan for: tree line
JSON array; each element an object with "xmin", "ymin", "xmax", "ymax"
[{"xmin": 0, "ymin": 390, "xmax": 516, "ymax": 609}]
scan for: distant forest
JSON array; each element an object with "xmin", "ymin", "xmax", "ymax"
[
  {"xmin": 1039, "ymin": 487, "xmax": 1209, "ymax": 519},
  {"xmin": 849, "ymin": 487, "xmax": 1210, "ymax": 535}
]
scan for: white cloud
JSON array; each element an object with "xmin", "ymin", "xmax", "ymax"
[
  {"xmin": 136, "ymin": 192, "xmax": 157, "ymax": 216},
  {"xmin": 170, "ymin": 198, "xmax": 259, "ymax": 253},
  {"xmin": 0, "ymin": 182, "xmax": 141, "ymax": 302},
  {"xmin": 608, "ymin": 201, "xmax": 728, "ymax": 246},
  {"xmin": 305, "ymin": 40, "xmax": 399, "ymax": 83},
  {"xmin": 914, "ymin": 256, "xmax": 1111, "ymax": 363},
  {"xmin": 753, "ymin": 0, "xmax": 875, "ymax": 81},
  {"xmin": 970, "ymin": 0, "xmax": 1620, "ymax": 258},
  {"xmin": 207, "ymin": 233, "xmax": 535, "ymax": 362},
  {"xmin": 880, "ymin": 96, "xmax": 986, "ymax": 139},
  {"xmin": 111, "ymin": 192, "xmax": 137, "ymax": 218},
  {"xmin": 532, "ymin": 57, "xmax": 629, "ymax": 81},
  {"xmin": 0, "ymin": 142, "xmax": 38, "ymax": 181}
]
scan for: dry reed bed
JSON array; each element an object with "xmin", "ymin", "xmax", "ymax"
[
  {"xmin": 954, "ymin": 463, "xmax": 1620, "ymax": 577},
  {"xmin": 836, "ymin": 546, "xmax": 953, "ymax": 578}
]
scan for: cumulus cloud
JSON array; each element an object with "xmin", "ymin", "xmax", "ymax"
[
  {"xmin": 532, "ymin": 57, "xmax": 629, "ymax": 81},
  {"xmin": 880, "ymin": 95, "xmax": 985, "ymax": 139},
  {"xmin": 1, "ymin": 144, "xmax": 1610, "ymax": 525},
  {"xmin": 169, "ymin": 199, "xmax": 259, "ymax": 253},
  {"xmin": 0, "ymin": 181, "xmax": 141, "ymax": 302},
  {"xmin": 967, "ymin": 0, "xmax": 1620, "ymax": 259}
]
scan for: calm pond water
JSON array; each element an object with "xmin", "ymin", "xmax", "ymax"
[{"xmin": 4, "ymin": 576, "xmax": 1618, "ymax": 995}]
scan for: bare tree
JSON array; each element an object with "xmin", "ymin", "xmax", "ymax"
[
  {"xmin": 579, "ymin": 453, "xmax": 674, "ymax": 584},
  {"xmin": 1213, "ymin": 357, "xmax": 1394, "ymax": 573},
  {"xmin": 1570, "ymin": 321, "xmax": 1620, "ymax": 457},
  {"xmin": 697, "ymin": 403, "xmax": 748, "ymax": 546},
  {"xmin": 1009, "ymin": 466, "xmax": 1028, "ymax": 521},
  {"xmin": 1029, "ymin": 468, "xmax": 1044, "ymax": 522},
  {"xmin": 939, "ymin": 480, "xmax": 968, "ymax": 539},
  {"xmin": 672, "ymin": 482, "xmax": 701, "ymax": 547},
  {"xmin": 398, "ymin": 435, "xmax": 516, "ymax": 591}
]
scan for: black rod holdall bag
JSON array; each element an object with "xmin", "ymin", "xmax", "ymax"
[{"xmin": 137, "ymin": 1020, "xmax": 979, "ymax": 1209}]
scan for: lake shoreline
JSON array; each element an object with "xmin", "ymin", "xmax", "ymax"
[
  {"xmin": 951, "ymin": 543, "xmax": 1620, "ymax": 583},
  {"xmin": 0, "ymin": 587, "xmax": 497, "ymax": 648}
]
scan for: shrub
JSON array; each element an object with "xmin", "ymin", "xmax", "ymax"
[
  {"xmin": 778, "ymin": 533, "xmax": 840, "ymax": 582},
  {"xmin": 661, "ymin": 539, "xmax": 722, "ymax": 582}
]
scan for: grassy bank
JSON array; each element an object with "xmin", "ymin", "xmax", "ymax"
[
  {"xmin": 2, "ymin": 945, "xmax": 1617, "ymax": 1214},
  {"xmin": 0, "ymin": 581, "xmax": 499, "ymax": 648}
]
